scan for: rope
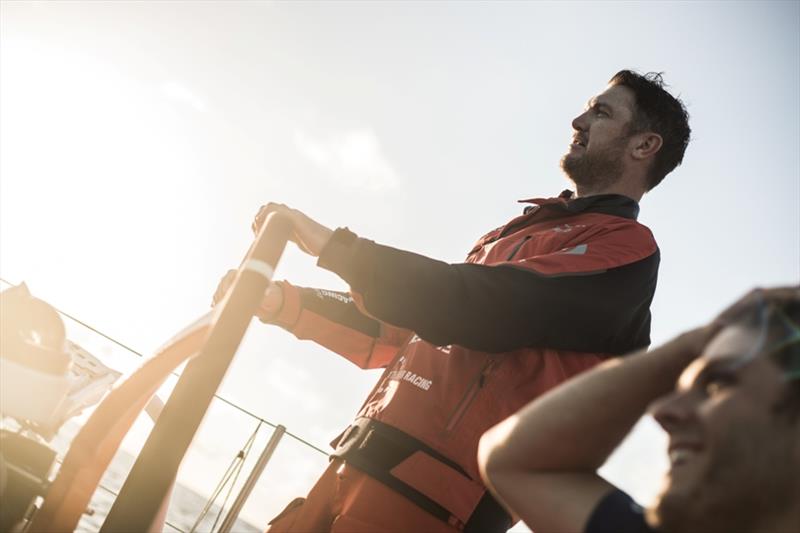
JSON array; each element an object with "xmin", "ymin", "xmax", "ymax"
[
  {"xmin": 0, "ymin": 276, "xmax": 329, "ymax": 456},
  {"xmin": 189, "ymin": 421, "xmax": 261, "ymax": 533},
  {"xmin": 211, "ymin": 420, "xmax": 262, "ymax": 532}
]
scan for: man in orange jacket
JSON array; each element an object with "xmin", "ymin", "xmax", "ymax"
[{"xmin": 214, "ymin": 70, "xmax": 690, "ymax": 532}]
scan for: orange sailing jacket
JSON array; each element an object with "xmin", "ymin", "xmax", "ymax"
[{"xmin": 266, "ymin": 191, "xmax": 659, "ymax": 528}]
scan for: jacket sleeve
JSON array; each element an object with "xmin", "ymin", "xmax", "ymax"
[
  {"xmin": 263, "ymin": 281, "xmax": 411, "ymax": 369},
  {"xmin": 316, "ymin": 225, "xmax": 659, "ymax": 355}
]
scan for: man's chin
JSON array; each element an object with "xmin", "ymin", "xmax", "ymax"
[
  {"xmin": 559, "ymin": 155, "xmax": 585, "ymax": 184},
  {"xmin": 649, "ymin": 480, "xmax": 702, "ymax": 533},
  {"xmin": 559, "ymin": 153, "xmax": 580, "ymax": 170},
  {"xmin": 647, "ymin": 493, "xmax": 681, "ymax": 533}
]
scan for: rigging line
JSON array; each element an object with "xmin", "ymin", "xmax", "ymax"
[
  {"xmin": 211, "ymin": 420, "xmax": 262, "ymax": 533},
  {"xmin": 191, "ymin": 421, "xmax": 260, "ymax": 533},
  {"xmin": 189, "ymin": 456, "xmax": 242, "ymax": 533},
  {"xmin": 0, "ymin": 276, "xmax": 329, "ymax": 457}
]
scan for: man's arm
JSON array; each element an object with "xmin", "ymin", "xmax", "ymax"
[
  {"xmin": 250, "ymin": 203, "xmax": 658, "ymax": 355},
  {"xmin": 265, "ymin": 281, "xmax": 411, "ymax": 369},
  {"xmin": 475, "ymin": 327, "xmax": 712, "ymax": 533},
  {"xmin": 212, "ymin": 270, "xmax": 410, "ymax": 369},
  {"xmin": 318, "ymin": 227, "xmax": 659, "ymax": 355}
]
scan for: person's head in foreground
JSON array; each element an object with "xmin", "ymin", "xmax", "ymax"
[
  {"xmin": 560, "ymin": 70, "xmax": 691, "ymax": 199},
  {"xmin": 477, "ymin": 286, "xmax": 800, "ymax": 533},
  {"xmin": 650, "ymin": 292, "xmax": 800, "ymax": 532}
]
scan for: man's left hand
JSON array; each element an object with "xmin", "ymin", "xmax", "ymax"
[{"xmin": 252, "ymin": 203, "xmax": 334, "ymax": 257}]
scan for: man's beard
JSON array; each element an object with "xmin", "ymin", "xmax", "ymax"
[
  {"xmin": 647, "ymin": 419, "xmax": 799, "ymax": 533},
  {"xmin": 560, "ymin": 138, "xmax": 627, "ymax": 191}
]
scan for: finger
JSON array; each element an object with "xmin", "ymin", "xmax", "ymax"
[
  {"xmin": 212, "ymin": 283, "xmax": 225, "ymax": 307},
  {"xmin": 716, "ymin": 286, "xmax": 800, "ymax": 327},
  {"xmin": 252, "ymin": 205, "xmax": 269, "ymax": 234},
  {"xmin": 252, "ymin": 203, "xmax": 286, "ymax": 234},
  {"xmin": 671, "ymin": 325, "xmax": 713, "ymax": 353},
  {"xmin": 715, "ymin": 288, "xmax": 763, "ymax": 325},
  {"xmin": 212, "ymin": 270, "xmax": 237, "ymax": 307}
]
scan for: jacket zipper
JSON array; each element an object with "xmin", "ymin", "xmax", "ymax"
[
  {"xmin": 506, "ymin": 235, "xmax": 531, "ymax": 260},
  {"xmin": 444, "ymin": 358, "xmax": 496, "ymax": 432}
]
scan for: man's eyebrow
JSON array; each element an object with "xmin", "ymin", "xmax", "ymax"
[
  {"xmin": 694, "ymin": 357, "xmax": 743, "ymax": 381},
  {"xmin": 585, "ymin": 98, "xmax": 613, "ymax": 112}
]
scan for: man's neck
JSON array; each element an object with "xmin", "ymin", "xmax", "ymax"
[{"xmin": 573, "ymin": 180, "xmax": 645, "ymax": 202}]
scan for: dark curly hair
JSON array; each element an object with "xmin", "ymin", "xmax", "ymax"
[
  {"xmin": 738, "ymin": 296, "xmax": 800, "ymax": 420},
  {"xmin": 768, "ymin": 300, "xmax": 800, "ymax": 420},
  {"xmin": 609, "ymin": 70, "xmax": 691, "ymax": 191}
]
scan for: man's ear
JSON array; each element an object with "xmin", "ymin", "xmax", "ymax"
[{"xmin": 631, "ymin": 133, "xmax": 663, "ymax": 161}]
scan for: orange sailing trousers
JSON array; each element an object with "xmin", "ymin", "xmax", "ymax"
[{"xmin": 266, "ymin": 459, "xmax": 460, "ymax": 533}]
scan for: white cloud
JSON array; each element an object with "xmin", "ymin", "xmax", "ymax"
[
  {"xmin": 161, "ymin": 81, "xmax": 207, "ymax": 113},
  {"xmin": 293, "ymin": 128, "xmax": 399, "ymax": 190}
]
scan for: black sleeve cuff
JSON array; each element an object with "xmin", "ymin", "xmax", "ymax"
[{"xmin": 317, "ymin": 227, "xmax": 365, "ymax": 288}]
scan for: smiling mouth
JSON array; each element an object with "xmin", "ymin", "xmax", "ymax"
[
  {"xmin": 668, "ymin": 444, "xmax": 702, "ymax": 467},
  {"xmin": 572, "ymin": 137, "xmax": 587, "ymax": 148},
  {"xmin": 568, "ymin": 143, "xmax": 585, "ymax": 153},
  {"xmin": 669, "ymin": 449, "xmax": 693, "ymax": 466}
]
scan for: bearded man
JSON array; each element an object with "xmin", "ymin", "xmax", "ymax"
[
  {"xmin": 214, "ymin": 70, "xmax": 691, "ymax": 533},
  {"xmin": 479, "ymin": 286, "xmax": 800, "ymax": 533}
]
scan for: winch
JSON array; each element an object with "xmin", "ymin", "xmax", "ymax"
[{"xmin": 0, "ymin": 283, "xmax": 120, "ymax": 532}]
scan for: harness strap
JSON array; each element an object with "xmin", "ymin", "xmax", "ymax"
[{"xmin": 331, "ymin": 418, "xmax": 511, "ymax": 532}]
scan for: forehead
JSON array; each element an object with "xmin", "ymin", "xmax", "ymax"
[
  {"xmin": 705, "ymin": 324, "xmax": 760, "ymax": 363},
  {"xmin": 678, "ymin": 324, "xmax": 783, "ymax": 389},
  {"xmin": 588, "ymin": 85, "xmax": 636, "ymax": 117}
]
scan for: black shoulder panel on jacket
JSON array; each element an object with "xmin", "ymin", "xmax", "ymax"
[
  {"xmin": 359, "ymin": 250, "xmax": 659, "ymax": 354},
  {"xmin": 319, "ymin": 229, "xmax": 659, "ymax": 355}
]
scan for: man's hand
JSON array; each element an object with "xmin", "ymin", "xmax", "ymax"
[
  {"xmin": 716, "ymin": 285, "xmax": 800, "ymax": 325},
  {"xmin": 252, "ymin": 203, "xmax": 334, "ymax": 257},
  {"xmin": 655, "ymin": 324, "xmax": 720, "ymax": 366},
  {"xmin": 211, "ymin": 269, "xmax": 284, "ymax": 321}
]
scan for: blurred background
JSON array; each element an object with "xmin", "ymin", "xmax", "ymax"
[{"xmin": 1, "ymin": 1, "xmax": 798, "ymax": 531}]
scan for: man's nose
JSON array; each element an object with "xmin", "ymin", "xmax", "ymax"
[
  {"xmin": 649, "ymin": 390, "xmax": 696, "ymax": 433},
  {"xmin": 571, "ymin": 111, "xmax": 589, "ymax": 132}
]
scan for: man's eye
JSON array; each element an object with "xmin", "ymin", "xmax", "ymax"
[{"xmin": 703, "ymin": 375, "xmax": 735, "ymax": 396}]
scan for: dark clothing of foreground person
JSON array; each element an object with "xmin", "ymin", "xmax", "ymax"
[
  {"xmin": 213, "ymin": 70, "xmax": 691, "ymax": 531},
  {"xmin": 479, "ymin": 287, "xmax": 800, "ymax": 533},
  {"xmin": 584, "ymin": 490, "xmax": 653, "ymax": 533}
]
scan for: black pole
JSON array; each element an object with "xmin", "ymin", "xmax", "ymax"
[{"xmin": 101, "ymin": 213, "xmax": 292, "ymax": 532}]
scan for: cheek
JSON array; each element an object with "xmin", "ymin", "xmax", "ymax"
[
  {"xmin": 586, "ymin": 125, "xmax": 617, "ymax": 147},
  {"xmin": 695, "ymin": 396, "xmax": 739, "ymax": 442},
  {"xmin": 699, "ymin": 397, "xmax": 770, "ymax": 457}
]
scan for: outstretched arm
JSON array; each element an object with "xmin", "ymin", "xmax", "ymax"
[
  {"xmin": 252, "ymin": 203, "xmax": 660, "ymax": 355},
  {"xmin": 476, "ymin": 326, "xmax": 713, "ymax": 533},
  {"xmin": 212, "ymin": 270, "xmax": 410, "ymax": 369}
]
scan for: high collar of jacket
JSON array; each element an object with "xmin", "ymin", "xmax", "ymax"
[{"xmin": 518, "ymin": 189, "xmax": 640, "ymax": 220}]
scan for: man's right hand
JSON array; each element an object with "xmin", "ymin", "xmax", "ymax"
[
  {"xmin": 211, "ymin": 269, "xmax": 284, "ymax": 322},
  {"xmin": 716, "ymin": 285, "xmax": 800, "ymax": 325}
]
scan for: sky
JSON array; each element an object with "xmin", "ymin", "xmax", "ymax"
[{"xmin": 1, "ymin": 0, "xmax": 799, "ymax": 530}]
